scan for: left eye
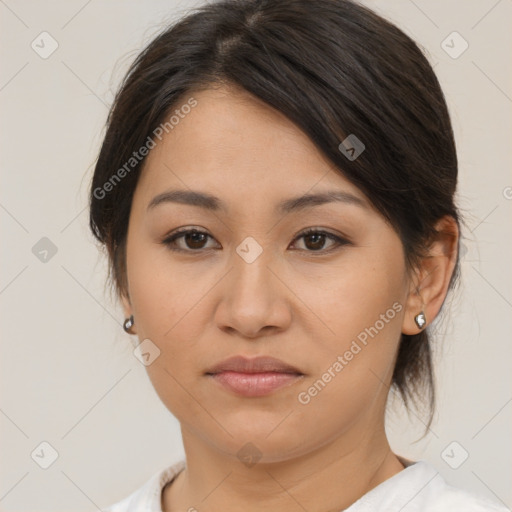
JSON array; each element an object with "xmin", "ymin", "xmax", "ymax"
[
  {"xmin": 291, "ymin": 228, "xmax": 349, "ymax": 253},
  {"xmin": 161, "ymin": 227, "xmax": 349, "ymax": 253}
]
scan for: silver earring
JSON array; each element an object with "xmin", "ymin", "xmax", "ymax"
[
  {"xmin": 123, "ymin": 315, "xmax": 135, "ymax": 334},
  {"xmin": 414, "ymin": 311, "xmax": 426, "ymax": 330}
]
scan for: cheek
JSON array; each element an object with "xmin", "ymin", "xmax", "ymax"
[
  {"xmin": 125, "ymin": 244, "xmax": 212, "ymax": 419},
  {"xmin": 121, "ymin": 230, "xmax": 408, "ymax": 453},
  {"xmin": 292, "ymin": 255, "xmax": 407, "ymax": 425},
  {"xmin": 127, "ymin": 226, "xmax": 406, "ymax": 366},
  {"xmin": 292, "ymin": 247, "xmax": 406, "ymax": 350},
  {"xmin": 126, "ymin": 239, "xmax": 200, "ymax": 335},
  {"xmin": 289, "ymin": 264, "xmax": 405, "ymax": 435},
  {"xmin": 126, "ymin": 241, "xmax": 219, "ymax": 380},
  {"xmin": 127, "ymin": 226, "xmax": 407, "ymax": 360}
]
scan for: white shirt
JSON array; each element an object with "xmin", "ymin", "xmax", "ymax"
[{"xmin": 102, "ymin": 457, "xmax": 509, "ymax": 512}]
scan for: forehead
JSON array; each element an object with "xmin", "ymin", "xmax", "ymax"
[{"xmin": 134, "ymin": 85, "xmax": 366, "ymax": 211}]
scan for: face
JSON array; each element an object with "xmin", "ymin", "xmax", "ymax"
[{"xmin": 122, "ymin": 84, "xmax": 412, "ymax": 463}]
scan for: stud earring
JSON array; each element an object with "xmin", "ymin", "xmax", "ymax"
[
  {"xmin": 123, "ymin": 315, "xmax": 135, "ymax": 334},
  {"xmin": 414, "ymin": 311, "xmax": 426, "ymax": 330}
]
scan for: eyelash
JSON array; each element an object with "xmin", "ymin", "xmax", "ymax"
[{"xmin": 160, "ymin": 227, "xmax": 350, "ymax": 255}]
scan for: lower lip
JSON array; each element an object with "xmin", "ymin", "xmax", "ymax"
[{"xmin": 208, "ymin": 371, "xmax": 303, "ymax": 397}]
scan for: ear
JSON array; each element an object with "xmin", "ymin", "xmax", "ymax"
[
  {"xmin": 120, "ymin": 290, "xmax": 137, "ymax": 335},
  {"xmin": 402, "ymin": 215, "xmax": 459, "ymax": 335}
]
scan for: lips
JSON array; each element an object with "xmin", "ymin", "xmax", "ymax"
[
  {"xmin": 205, "ymin": 355, "xmax": 303, "ymax": 375},
  {"xmin": 205, "ymin": 355, "xmax": 305, "ymax": 397}
]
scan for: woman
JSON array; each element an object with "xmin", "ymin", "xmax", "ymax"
[{"xmin": 89, "ymin": 0, "xmax": 507, "ymax": 510}]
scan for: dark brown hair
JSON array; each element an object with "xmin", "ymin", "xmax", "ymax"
[{"xmin": 89, "ymin": 0, "xmax": 461, "ymax": 429}]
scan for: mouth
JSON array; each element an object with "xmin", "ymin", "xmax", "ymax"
[{"xmin": 205, "ymin": 355, "xmax": 305, "ymax": 397}]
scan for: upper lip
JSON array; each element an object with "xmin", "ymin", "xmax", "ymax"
[{"xmin": 205, "ymin": 356, "xmax": 303, "ymax": 375}]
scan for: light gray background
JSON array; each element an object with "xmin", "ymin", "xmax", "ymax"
[{"xmin": 1, "ymin": 0, "xmax": 511, "ymax": 510}]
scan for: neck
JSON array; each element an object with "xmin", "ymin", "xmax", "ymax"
[{"xmin": 163, "ymin": 419, "xmax": 405, "ymax": 512}]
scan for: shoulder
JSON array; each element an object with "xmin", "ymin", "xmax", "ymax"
[
  {"xmin": 424, "ymin": 472, "xmax": 509, "ymax": 512},
  {"xmin": 430, "ymin": 489, "xmax": 509, "ymax": 511},
  {"xmin": 345, "ymin": 459, "xmax": 509, "ymax": 512},
  {"xmin": 392, "ymin": 460, "xmax": 509, "ymax": 512},
  {"xmin": 102, "ymin": 459, "xmax": 186, "ymax": 512}
]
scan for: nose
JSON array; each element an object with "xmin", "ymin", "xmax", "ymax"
[{"xmin": 214, "ymin": 242, "xmax": 292, "ymax": 339}]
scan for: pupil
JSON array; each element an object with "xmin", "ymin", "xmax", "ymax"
[
  {"xmin": 307, "ymin": 233, "xmax": 324, "ymax": 250},
  {"xmin": 187, "ymin": 232, "xmax": 206, "ymax": 248}
]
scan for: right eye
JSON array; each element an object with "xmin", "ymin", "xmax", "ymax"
[{"xmin": 161, "ymin": 228, "xmax": 219, "ymax": 253}]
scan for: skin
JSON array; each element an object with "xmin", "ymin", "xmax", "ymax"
[{"xmin": 120, "ymin": 83, "xmax": 459, "ymax": 512}]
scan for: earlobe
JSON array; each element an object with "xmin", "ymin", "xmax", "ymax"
[
  {"xmin": 123, "ymin": 315, "xmax": 136, "ymax": 334},
  {"xmin": 120, "ymin": 292, "xmax": 137, "ymax": 335},
  {"xmin": 402, "ymin": 291, "xmax": 426, "ymax": 335},
  {"xmin": 414, "ymin": 311, "xmax": 427, "ymax": 330},
  {"xmin": 401, "ymin": 215, "xmax": 459, "ymax": 335}
]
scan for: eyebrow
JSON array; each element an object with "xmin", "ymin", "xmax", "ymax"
[{"xmin": 147, "ymin": 188, "xmax": 368, "ymax": 214}]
